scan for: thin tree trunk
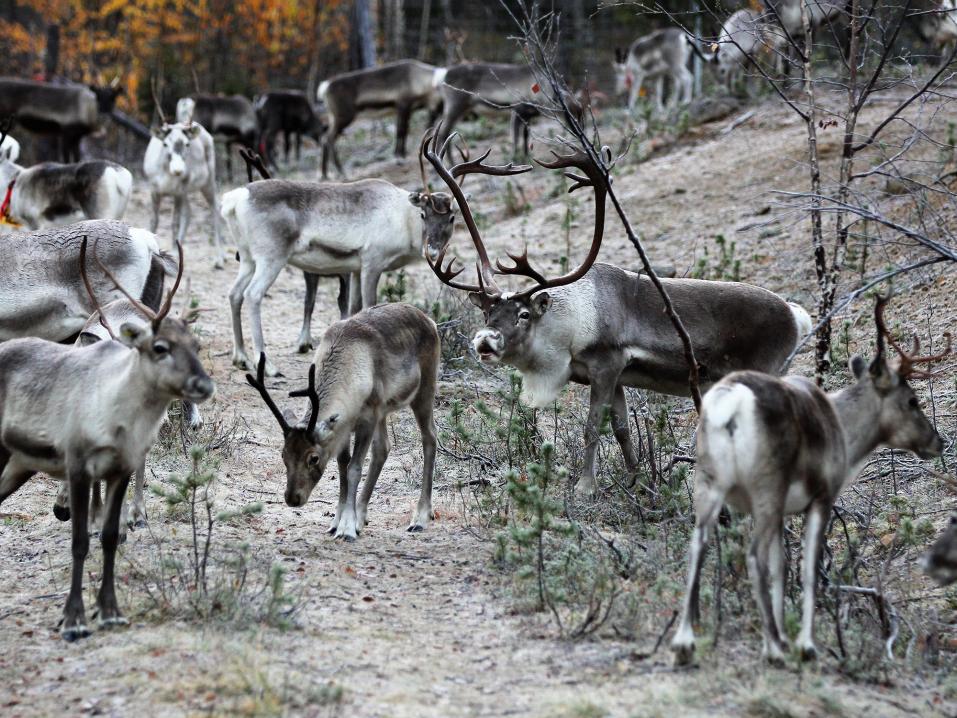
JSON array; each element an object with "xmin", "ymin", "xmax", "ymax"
[
  {"xmin": 44, "ymin": 24, "xmax": 59, "ymax": 81},
  {"xmin": 351, "ymin": 0, "xmax": 377, "ymax": 70},
  {"xmin": 418, "ymin": 0, "xmax": 432, "ymax": 61}
]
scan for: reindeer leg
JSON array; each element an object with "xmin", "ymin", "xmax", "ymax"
[
  {"xmin": 62, "ymin": 460, "xmax": 91, "ymax": 642},
  {"xmin": 229, "ymin": 253, "xmax": 257, "ymax": 370},
  {"xmin": 89, "ymin": 480, "xmax": 104, "ymax": 536},
  {"xmin": 328, "ymin": 448, "xmax": 351, "ymax": 535},
  {"xmin": 183, "ymin": 400, "xmax": 203, "ymax": 431},
  {"xmin": 409, "ymin": 381, "xmax": 437, "ymax": 532},
  {"xmin": 149, "ymin": 191, "xmax": 161, "ymax": 233},
  {"xmin": 172, "ymin": 196, "xmax": 184, "ymax": 246},
  {"xmin": 336, "ymin": 274, "xmax": 351, "ymax": 320},
  {"xmin": 611, "ymin": 385, "xmax": 638, "ymax": 485},
  {"xmin": 53, "ymin": 480, "xmax": 71, "ymax": 521},
  {"xmin": 201, "ymin": 181, "xmax": 223, "ymax": 269},
  {"xmin": 0, "ymin": 464, "xmax": 33, "ymax": 507},
  {"xmin": 336, "ymin": 424, "xmax": 374, "ymax": 541},
  {"xmin": 298, "ymin": 272, "xmax": 320, "ymax": 353},
  {"xmin": 360, "ymin": 269, "xmax": 381, "ymax": 310},
  {"xmin": 579, "ymin": 370, "xmax": 619, "ymax": 497},
  {"xmin": 244, "ymin": 260, "xmax": 285, "ymax": 377},
  {"xmin": 178, "ymin": 196, "xmax": 192, "ymax": 248},
  {"xmin": 394, "ymin": 103, "xmax": 412, "ymax": 158},
  {"xmin": 129, "ymin": 461, "xmax": 147, "ymax": 529},
  {"xmin": 356, "ymin": 419, "xmax": 389, "ymax": 531},
  {"xmin": 348, "ymin": 272, "xmax": 362, "ymax": 316},
  {"xmin": 672, "ymin": 477, "xmax": 724, "ymax": 666},
  {"xmin": 797, "ymin": 499, "xmax": 829, "ymax": 661},
  {"xmin": 97, "ymin": 475, "xmax": 130, "ymax": 629},
  {"xmin": 749, "ymin": 508, "xmax": 788, "ymax": 664}
]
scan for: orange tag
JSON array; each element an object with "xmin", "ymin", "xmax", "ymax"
[{"xmin": 531, "ymin": 83, "xmax": 540, "ymax": 93}]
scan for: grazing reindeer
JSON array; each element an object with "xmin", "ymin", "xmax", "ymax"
[
  {"xmin": 924, "ymin": 514, "xmax": 957, "ymax": 586},
  {"xmin": 712, "ymin": 9, "xmax": 769, "ymax": 93},
  {"xmin": 0, "ymin": 125, "xmax": 132, "ymax": 232},
  {"xmin": 0, "ymin": 219, "xmax": 176, "ymax": 342},
  {"xmin": 317, "ymin": 60, "xmax": 443, "ymax": 178},
  {"xmin": 246, "ymin": 302, "xmax": 440, "ymax": 540},
  {"xmin": 0, "ymin": 77, "xmax": 122, "ymax": 162},
  {"xmin": 52, "ymin": 295, "xmax": 205, "ymax": 535},
  {"xmin": 143, "ymin": 117, "xmax": 223, "ymax": 268},
  {"xmin": 911, "ymin": 0, "xmax": 957, "ymax": 63},
  {"xmin": 434, "ymin": 62, "xmax": 566, "ymax": 158},
  {"xmin": 760, "ymin": 0, "xmax": 846, "ymax": 76},
  {"xmin": 176, "ymin": 94, "xmax": 259, "ymax": 180},
  {"xmin": 0, "ymin": 238, "xmax": 214, "ymax": 640},
  {"xmin": 613, "ymin": 28, "xmax": 694, "ymax": 113},
  {"xmin": 419, "ymin": 129, "xmax": 811, "ymax": 496},
  {"xmin": 221, "ymin": 153, "xmax": 457, "ymax": 376},
  {"xmin": 254, "ymin": 90, "xmax": 326, "ymax": 168},
  {"xmin": 671, "ymin": 297, "xmax": 949, "ymax": 665}
]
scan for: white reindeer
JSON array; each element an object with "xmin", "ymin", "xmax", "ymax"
[
  {"xmin": 613, "ymin": 28, "xmax": 694, "ymax": 113},
  {"xmin": 671, "ymin": 297, "xmax": 948, "ymax": 665},
  {"xmin": 143, "ymin": 120, "xmax": 223, "ymax": 268},
  {"xmin": 221, "ymin": 169, "xmax": 457, "ymax": 377}
]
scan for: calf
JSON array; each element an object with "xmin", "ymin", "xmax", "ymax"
[
  {"xmin": 255, "ymin": 90, "xmax": 326, "ymax": 168},
  {"xmin": 221, "ymin": 173, "xmax": 456, "ymax": 376},
  {"xmin": 143, "ymin": 121, "xmax": 223, "ymax": 268},
  {"xmin": 0, "ymin": 239, "xmax": 214, "ymax": 640},
  {"xmin": 177, "ymin": 94, "xmax": 259, "ymax": 180},
  {"xmin": 671, "ymin": 297, "xmax": 948, "ymax": 665},
  {"xmin": 613, "ymin": 28, "xmax": 694, "ymax": 113},
  {"xmin": 246, "ymin": 302, "xmax": 439, "ymax": 540},
  {"xmin": 317, "ymin": 60, "xmax": 443, "ymax": 178}
]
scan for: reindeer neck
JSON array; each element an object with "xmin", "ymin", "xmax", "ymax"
[{"xmin": 830, "ymin": 381, "xmax": 884, "ymax": 472}]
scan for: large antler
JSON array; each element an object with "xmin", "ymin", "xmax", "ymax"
[
  {"xmin": 289, "ymin": 364, "xmax": 321, "ymax": 435},
  {"xmin": 503, "ymin": 143, "xmax": 610, "ymax": 301},
  {"xmin": 151, "ymin": 77, "xmax": 167, "ymax": 125},
  {"xmin": 93, "ymin": 238, "xmax": 185, "ymax": 328},
  {"xmin": 79, "ymin": 236, "xmax": 117, "ymax": 340},
  {"xmin": 874, "ymin": 294, "xmax": 953, "ymax": 380},
  {"xmin": 239, "ymin": 147, "xmax": 271, "ymax": 182},
  {"xmin": 246, "ymin": 353, "xmax": 291, "ymax": 434},
  {"xmin": 420, "ymin": 125, "xmax": 533, "ymax": 297}
]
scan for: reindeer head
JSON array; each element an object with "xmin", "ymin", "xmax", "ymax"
[
  {"xmin": 246, "ymin": 357, "xmax": 343, "ymax": 508},
  {"xmin": 80, "ymin": 238, "xmax": 215, "ymax": 404},
  {"xmin": 0, "ymin": 118, "xmax": 20, "ymax": 188},
  {"xmin": 408, "ymin": 132, "xmax": 459, "ymax": 263},
  {"xmin": 924, "ymin": 514, "xmax": 957, "ymax": 586},
  {"xmin": 848, "ymin": 295, "xmax": 949, "ymax": 459},
  {"xmin": 418, "ymin": 126, "xmax": 607, "ymax": 366},
  {"xmin": 612, "ymin": 47, "xmax": 633, "ymax": 95},
  {"xmin": 152, "ymin": 123, "xmax": 202, "ymax": 178},
  {"xmin": 89, "ymin": 76, "xmax": 123, "ymax": 114}
]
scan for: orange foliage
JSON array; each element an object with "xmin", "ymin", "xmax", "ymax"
[{"xmin": 1, "ymin": 0, "xmax": 351, "ymax": 117}]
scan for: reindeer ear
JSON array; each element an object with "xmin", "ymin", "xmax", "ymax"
[
  {"xmin": 184, "ymin": 123, "xmax": 201, "ymax": 139},
  {"xmin": 468, "ymin": 292, "xmax": 486, "ymax": 309},
  {"xmin": 531, "ymin": 292, "xmax": 551, "ymax": 316},
  {"xmin": 78, "ymin": 331, "xmax": 100, "ymax": 347},
  {"xmin": 119, "ymin": 322, "xmax": 150, "ymax": 348},
  {"xmin": 151, "ymin": 125, "xmax": 168, "ymax": 139},
  {"xmin": 315, "ymin": 414, "xmax": 340, "ymax": 444},
  {"xmin": 282, "ymin": 408, "xmax": 298, "ymax": 425},
  {"xmin": 408, "ymin": 191, "xmax": 427, "ymax": 208},
  {"xmin": 850, "ymin": 355, "xmax": 867, "ymax": 379}
]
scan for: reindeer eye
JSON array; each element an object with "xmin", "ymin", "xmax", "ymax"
[
  {"xmin": 152, "ymin": 341, "xmax": 170, "ymax": 355},
  {"xmin": 420, "ymin": 211, "xmax": 426, "ymax": 220},
  {"xmin": 448, "ymin": 214, "xmax": 454, "ymax": 224},
  {"xmin": 307, "ymin": 453, "xmax": 320, "ymax": 467},
  {"xmin": 909, "ymin": 397, "xmax": 920, "ymax": 409},
  {"xmin": 518, "ymin": 310, "xmax": 531, "ymax": 321}
]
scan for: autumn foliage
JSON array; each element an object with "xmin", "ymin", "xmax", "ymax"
[{"xmin": 0, "ymin": 1, "xmax": 350, "ymax": 118}]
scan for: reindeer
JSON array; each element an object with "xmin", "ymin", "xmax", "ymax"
[
  {"xmin": 759, "ymin": 0, "xmax": 847, "ymax": 76},
  {"xmin": 51, "ymin": 295, "xmax": 205, "ymax": 536},
  {"xmin": 246, "ymin": 302, "xmax": 439, "ymax": 541},
  {"xmin": 711, "ymin": 9, "xmax": 770, "ymax": 94},
  {"xmin": 0, "ymin": 219, "xmax": 176, "ymax": 342},
  {"xmin": 671, "ymin": 297, "xmax": 949, "ymax": 665},
  {"xmin": 1, "ymin": 132, "xmax": 20, "ymax": 163},
  {"xmin": 419, "ymin": 128, "xmax": 811, "ymax": 496},
  {"xmin": 176, "ymin": 94, "xmax": 258, "ymax": 180},
  {"xmin": 0, "ymin": 77, "xmax": 122, "ymax": 162},
  {"xmin": 221, "ymin": 150, "xmax": 457, "ymax": 377},
  {"xmin": 613, "ymin": 28, "xmax": 694, "ymax": 113},
  {"xmin": 0, "ymin": 125, "xmax": 132, "ymax": 232},
  {"xmin": 143, "ymin": 114, "xmax": 223, "ymax": 268},
  {"xmin": 317, "ymin": 60, "xmax": 444, "ymax": 179},
  {"xmin": 254, "ymin": 90, "xmax": 326, "ymax": 169},
  {"xmin": 924, "ymin": 514, "xmax": 957, "ymax": 586},
  {"xmin": 910, "ymin": 0, "xmax": 957, "ymax": 64},
  {"xmin": 0, "ymin": 237, "xmax": 214, "ymax": 641},
  {"xmin": 434, "ymin": 62, "xmax": 563, "ymax": 158}
]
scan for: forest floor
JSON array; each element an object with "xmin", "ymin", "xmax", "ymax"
[{"xmin": 0, "ymin": 88, "xmax": 956, "ymax": 718}]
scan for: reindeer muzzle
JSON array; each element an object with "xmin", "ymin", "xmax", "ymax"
[
  {"xmin": 473, "ymin": 330, "xmax": 503, "ymax": 362},
  {"xmin": 184, "ymin": 375, "xmax": 215, "ymax": 402}
]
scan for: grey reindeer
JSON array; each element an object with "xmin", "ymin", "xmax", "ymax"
[
  {"xmin": 671, "ymin": 296, "xmax": 949, "ymax": 665},
  {"xmin": 246, "ymin": 302, "xmax": 439, "ymax": 541},
  {"xmin": 0, "ymin": 238, "xmax": 214, "ymax": 641}
]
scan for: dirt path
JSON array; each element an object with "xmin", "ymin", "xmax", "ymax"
[{"xmin": 0, "ymin": 102, "xmax": 954, "ymax": 717}]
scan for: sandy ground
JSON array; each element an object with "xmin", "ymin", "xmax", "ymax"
[{"xmin": 0, "ymin": 96, "xmax": 955, "ymax": 718}]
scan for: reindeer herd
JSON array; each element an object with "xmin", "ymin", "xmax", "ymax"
[{"xmin": 0, "ymin": 2, "xmax": 954, "ymax": 672}]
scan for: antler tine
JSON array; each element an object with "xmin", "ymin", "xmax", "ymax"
[
  {"xmin": 495, "ymin": 248, "xmax": 547, "ymax": 285},
  {"xmin": 150, "ymin": 77, "xmax": 167, "ymax": 126},
  {"xmin": 901, "ymin": 332, "xmax": 953, "ymax": 380},
  {"xmin": 79, "ymin": 237, "xmax": 117, "ymax": 341},
  {"xmin": 92, "ymin": 239, "xmax": 157, "ymax": 321},
  {"xmin": 239, "ymin": 147, "xmax": 271, "ymax": 181},
  {"xmin": 246, "ymin": 353, "xmax": 291, "ymax": 433},
  {"xmin": 426, "ymin": 243, "xmax": 482, "ymax": 292},
  {"xmin": 421, "ymin": 125, "xmax": 501, "ymax": 295},
  {"xmin": 155, "ymin": 240, "xmax": 185, "ymax": 324},
  {"xmin": 418, "ymin": 131, "xmax": 432, "ymax": 194},
  {"xmin": 448, "ymin": 145, "xmax": 534, "ymax": 180},
  {"xmin": 511, "ymin": 144, "xmax": 608, "ymax": 301},
  {"xmin": 455, "ymin": 143, "xmax": 470, "ymax": 188},
  {"xmin": 289, "ymin": 364, "xmax": 321, "ymax": 434}
]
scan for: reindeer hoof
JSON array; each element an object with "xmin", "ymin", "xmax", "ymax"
[
  {"xmin": 132, "ymin": 519, "xmax": 147, "ymax": 529},
  {"xmin": 799, "ymin": 644, "xmax": 818, "ymax": 662},
  {"xmin": 297, "ymin": 343, "xmax": 314, "ymax": 354},
  {"xmin": 672, "ymin": 643, "xmax": 696, "ymax": 667},
  {"xmin": 61, "ymin": 624, "xmax": 91, "ymax": 642},
  {"xmin": 407, "ymin": 524, "xmax": 425, "ymax": 533},
  {"xmin": 53, "ymin": 504, "xmax": 71, "ymax": 522},
  {"xmin": 98, "ymin": 616, "xmax": 129, "ymax": 630}
]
